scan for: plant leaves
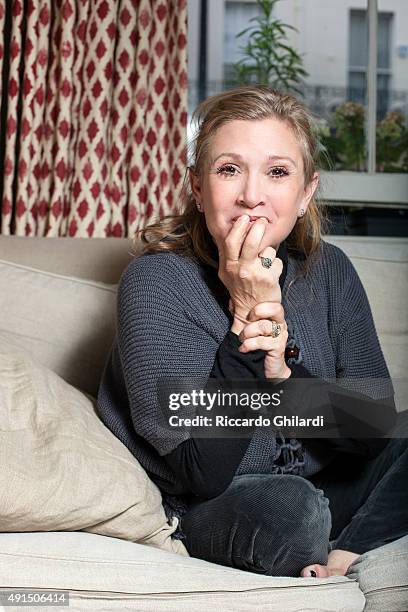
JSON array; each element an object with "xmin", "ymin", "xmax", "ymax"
[{"xmin": 230, "ymin": 0, "xmax": 307, "ymax": 96}]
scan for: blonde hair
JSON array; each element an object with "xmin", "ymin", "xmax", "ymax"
[{"xmin": 137, "ymin": 85, "xmax": 327, "ymax": 267}]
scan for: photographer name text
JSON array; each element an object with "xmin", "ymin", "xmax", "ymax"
[{"xmin": 168, "ymin": 415, "xmax": 324, "ymax": 428}]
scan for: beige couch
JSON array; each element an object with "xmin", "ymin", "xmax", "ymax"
[{"xmin": 0, "ymin": 234, "xmax": 407, "ymax": 612}]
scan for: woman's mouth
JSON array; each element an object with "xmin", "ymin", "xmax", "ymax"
[{"xmin": 232, "ymin": 215, "xmax": 270, "ymax": 223}]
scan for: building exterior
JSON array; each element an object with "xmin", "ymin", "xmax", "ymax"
[
  {"xmin": 187, "ymin": 0, "xmax": 408, "ymax": 119},
  {"xmin": 186, "ymin": 0, "xmax": 408, "ymax": 233}
]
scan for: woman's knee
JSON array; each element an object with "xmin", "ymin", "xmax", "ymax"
[
  {"xmin": 233, "ymin": 474, "xmax": 330, "ymax": 528},
  {"xmin": 386, "ymin": 436, "xmax": 408, "ymax": 457},
  {"xmin": 181, "ymin": 474, "xmax": 331, "ymax": 576},
  {"xmin": 233, "ymin": 474, "xmax": 331, "ymax": 574}
]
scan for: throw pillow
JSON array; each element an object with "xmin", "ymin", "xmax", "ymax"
[{"xmin": 0, "ymin": 350, "xmax": 188, "ymax": 557}]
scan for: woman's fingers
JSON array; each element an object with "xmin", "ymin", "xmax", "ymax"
[
  {"xmin": 238, "ymin": 317, "xmax": 288, "ymax": 354},
  {"xmin": 247, "ymin": 301, "xmax": 285, "ymax": 323},
  {"xmin": 259, "ymin": 246, "xmax": 283, "ymax": 273},
  {"xmin": 223, "ymin": 216, "xmax": 273, "ymax": 265},
  {"xmin": 221, "ymin": 214, "xmax": 251, "ymax": 263},
  {"xmin": 237, "ymin": 318, "xmax": 289, "ymax": 379},
  {"xmin": 239, "ymin": 318, "xmax": 287, "ymax": 342},
  {"xmin": 240, "ymin": 218, "xmax": 269, "ymax": 263},
  {"xmin": 258, "ymin": 245, "xmax": 278, "ymax": 261},
  {"xmin": 238, "ymin": 331, "xmax": 288, "ymax": 353},
  {"xmin": 218, "ymin": 218, "xmax": 282, "ymax": 315}
]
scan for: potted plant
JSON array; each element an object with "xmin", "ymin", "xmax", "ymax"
[
  {"xmin": 376, "ymin": 111, "xmax": 408, "ymax": 173},
  {"xmin": 333, "ymin": 101, "xmax": 366, "ymax": 172},
  {"xmin": 233, "ymin": 0, "xmax": 308, "ymax": 95}
]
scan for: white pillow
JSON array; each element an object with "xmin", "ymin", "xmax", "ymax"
[
  {"xmin": 0, "ymin": 259, "xmax": 117, "ymax": 397},
  {"xmin": 0, "ymin": 350, "xmax": 188, "ymax": 557}
]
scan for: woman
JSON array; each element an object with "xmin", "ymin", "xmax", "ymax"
[{"xmin": 97, "ymin": 85, "xmax": 407, "ymax": 578}]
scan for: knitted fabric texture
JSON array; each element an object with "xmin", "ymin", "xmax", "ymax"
[{"xmin": 97, "ymin": 241, "xmax": 393, "ymax": 527}]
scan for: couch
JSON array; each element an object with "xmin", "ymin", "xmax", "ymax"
[{"xmin": 0, "ymin": 234, "xmax": 407, "ymax": 612}]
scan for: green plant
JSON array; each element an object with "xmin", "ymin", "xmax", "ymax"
[
  {"xmin": 333, "ymin": 101, "xmax": 366, "ymax": 171},
  {"xmin": 318, "ymin": 104, "xmax": 408, "ymax": 173},
  {"xmin": 312, "ymin": 118, "xmax": 339, "ymax": 171},
  {"xmin": 233, "ymin": 0, "xmax": 308, "ymax": 95},
  {"xmin": 376, "ymin": 111, "xmax": 408, "ymax": 172}
]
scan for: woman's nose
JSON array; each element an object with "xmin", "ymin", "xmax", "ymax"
[{"xmin": 238, "ymin": 176, "xmax": 266, "ymax": 209}]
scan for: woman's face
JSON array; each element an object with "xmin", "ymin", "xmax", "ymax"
[{"xmin": 190, "ymin": 118, "xmax": 319, "ymax": 252}]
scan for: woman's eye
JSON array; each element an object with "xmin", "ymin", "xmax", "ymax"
[
  {"xmin": 217, "ymin": 164, "xmax": 289, "ymax": 178},
  {"xmin": 216, "ymin": 165, "xmax": 237, "ymax": 176},
  {"xmin": 269, "ymin": 167, "xmax": 289, "ymax": 178}
]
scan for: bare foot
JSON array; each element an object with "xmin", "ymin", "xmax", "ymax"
[{"xmin": 300, "ymin": 549, "xmax": 360, "ymax": 578}]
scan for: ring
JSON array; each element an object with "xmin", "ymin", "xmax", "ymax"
[
  {"xmin": 269, "ymin": 320, "xmax": 281, "ymax": 338},
  {"xmin": 260, "ymin": 256, "xmax": 272, "ymax": 269}
]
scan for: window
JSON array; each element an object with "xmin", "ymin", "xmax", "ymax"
[
  {"xmin": 224, "ymin": 1, "xmax": 261, "ymax": 82},
  {"xmin": 187, "ymin": 0, "xmax": 408, "ymax": 233},
  {"xmin": 349, "ymin": 9, "xmax": 393, "ymax": 119}
]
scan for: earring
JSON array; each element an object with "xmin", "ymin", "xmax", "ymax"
[
  {"xmin": 299, "ymin": 208, "xmax": 305, "ymax": 218},
  {"xmin": 196, "ymin": 201, "xmax": 202, "ymax": 212}
]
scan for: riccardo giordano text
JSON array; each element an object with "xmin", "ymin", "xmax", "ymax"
[{"xmin": 168, "ymin": 415, "xmax": 325, "ymax": 428}]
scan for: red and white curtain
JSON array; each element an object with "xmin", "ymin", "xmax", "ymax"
[{"xmin": 0, "ymin": 0, "xmax": 188, "ymax": 237}]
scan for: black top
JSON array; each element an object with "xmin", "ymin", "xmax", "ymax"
[{"xmin": 162, "ymin": 243, "xmax": 396, "ymax": 500}]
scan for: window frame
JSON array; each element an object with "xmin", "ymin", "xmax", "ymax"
[
  {"xmin": 319, "ymin": 171, "xmax": 408, "ymax": 209},
  {"xmin": 327, "ymin": 0, "xmax": 407, "ymax": 208},
  {"xmin": 189, "ymin": 0, "xmax": 407, "ymax": 208}
]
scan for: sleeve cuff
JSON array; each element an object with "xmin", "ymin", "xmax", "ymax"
[{"xmin": 210, "ymin": 331, "xmax": 265, "ymax": 379}]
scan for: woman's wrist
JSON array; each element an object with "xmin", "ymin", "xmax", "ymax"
[{"xmin": 266, "ymin": 364, "xmax": 292, "ymax": 382}]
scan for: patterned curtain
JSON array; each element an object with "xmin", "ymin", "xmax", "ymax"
[{"xmin": 0, "ymin": 0, "xmax": 188, "ymax": 237}]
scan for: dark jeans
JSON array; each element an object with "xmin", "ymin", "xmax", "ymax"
[{"xmin": 179, "ymin": 438, "xmax": 408, "ymax": 577}]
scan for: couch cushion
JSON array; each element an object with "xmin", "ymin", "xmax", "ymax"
[
  {"xmin": 325, "ymin": 237, "xmax": 408, "ymax": 411},
  {"xmin": 325, "ymin": 237, "xmax": 408, "ymax": 334},
  {"xmin": 0, "ymin": 351, "xmax": 187, "ymax": 557},
  {"xmin": 345, "ymin": 255, "xmax": 408, "ymax": 409},
  {"xmin": 0, "ymin": 236, "xmax": 135, "ymax": 283},
  {"xmin": 347, "ymin": 535, "xmax": 408, "ymax": 612},
  {"xmin": 0, "ymin": 531, "xmax": 365, "ymax": 611},
  {"xmin": 0, "ymin": 259, "xmax": 117, "ymax": 396}
]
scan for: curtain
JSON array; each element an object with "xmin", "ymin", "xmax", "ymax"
[{"xmin": 0, "ymin": 0, "xmax": 188, "ymax": 237}]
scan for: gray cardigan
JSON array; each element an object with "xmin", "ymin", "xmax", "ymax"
[{"xmin": 97, "ymin": 241, "xmax": 393, "ymax": 515}]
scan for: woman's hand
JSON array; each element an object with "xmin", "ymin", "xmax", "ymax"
[
  {"xmin": 238, "ymin": 301, "xmax": 291, "ymax": 381},
  {"xmin": 218, "ymin": 215, "xmax": 283, "ymax": 331}
]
